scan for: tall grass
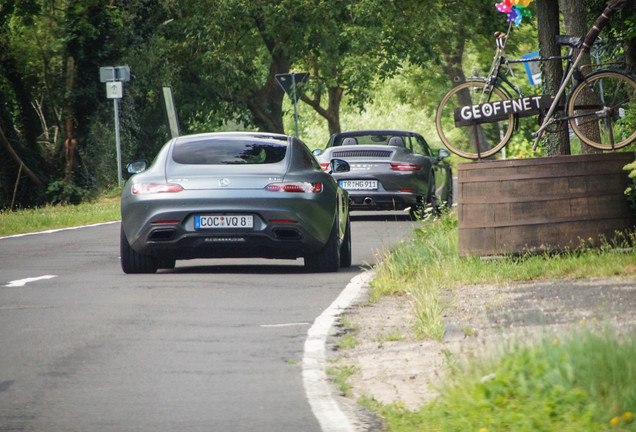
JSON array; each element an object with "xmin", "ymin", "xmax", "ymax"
[{"xmin": 370, "ymin": 212, "xmax": 636, "ymax": 340}]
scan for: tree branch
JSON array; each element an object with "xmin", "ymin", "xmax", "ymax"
[{"xmin": 0, "ymin": 125, "xmax": 45, "ymax": 187}]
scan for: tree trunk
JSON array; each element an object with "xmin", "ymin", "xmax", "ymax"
[
  {"xmin": 622, "ymin": 1, "xmax": 636, "ymax": 72},
  {"xmin": 248, "ymin": 17, "xmax": 289, "ymax": 134},
  {"xmin": 243, "ymin": 51, "xmax": 288, "ymax": 134},
  {"xmin": 0, "ymin": 35, "xmax": 42, "ymax": 158},
  {"xmin": 560, "ymin": 0, "xmax": 600, "ymax": 154},
  {"xmin": 537, "ymin": 0, "xmax": 570, "ymax": 156}
]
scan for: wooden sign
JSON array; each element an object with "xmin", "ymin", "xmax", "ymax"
[{"xmin": 454, "ymin": 95, "xmax": 553, "ymax": 126}]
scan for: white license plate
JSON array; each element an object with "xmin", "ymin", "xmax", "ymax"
[
  {"xmin": 195, "ymin": 215, "xmax": 253, "ymax": 229},
  {"xmin": 340, "ymin": 180, "xmax": 378, "ymax": 190}
]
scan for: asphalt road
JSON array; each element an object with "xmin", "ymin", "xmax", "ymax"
[{"xmin": 0, "ymin": 211, "xmax": 418, "ymax": 432}]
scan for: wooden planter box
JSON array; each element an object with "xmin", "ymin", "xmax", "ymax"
[{"xmin": 457, "ymin": 152, "xmax": 636, "ymax": 257}]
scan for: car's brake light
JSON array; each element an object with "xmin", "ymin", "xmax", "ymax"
[
  {"xmin": 265, "ymin": 182, "xmax": 323, "ymax": 193},
  {"xmin": 132, "ymin": 183, "xmax": 184, "ymax": 194},
  {"xmin": 320, "ymin": 163, "xmax": 329, "ymax": 171},
  {"xmin": 390, "ymin": 163, "xmax": 422, "ymax": 171}
]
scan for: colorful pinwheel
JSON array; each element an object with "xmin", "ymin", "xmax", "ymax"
[{"xmin": 495, "ymin": 0, "xmax": 534, "ymax": 26}]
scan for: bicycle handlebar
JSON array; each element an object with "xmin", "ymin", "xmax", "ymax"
[{"xmin": 582, "ymin": 0, "xmax": 628, "ymax": 52}]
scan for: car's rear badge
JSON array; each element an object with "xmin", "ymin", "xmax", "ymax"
[{"xmin": 218, "ymin": 178, "xmax": 231, "ymax": 187}]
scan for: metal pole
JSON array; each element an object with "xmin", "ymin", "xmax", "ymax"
[
  {"xmin": 113, "ymin": 98, "xmax": 123, "ymax": 187},
  {"xmin": 292, "ymin": 73, "xmax": 300, "ymax": 137}
]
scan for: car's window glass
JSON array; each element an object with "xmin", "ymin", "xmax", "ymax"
[
  {"xmin": 172, "ymin": 139, "xmax": 287, "ymax": 164},
  {"xmin": 333, "ymin": 134, "xmax": 409, "ymax": 148},
  {"xmin": 414, "ymin": 136, "xmax": 433, "ymax": 156},
  {"xmin": 296, "ymin": 140, "xmax": 322, "ymax": 171}
]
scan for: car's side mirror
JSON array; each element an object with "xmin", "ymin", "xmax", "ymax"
[
  {"xmin": 330, "ymin": 158, "xmax": 350, "ymax": 173},
  {"xmin": 312, "ymin": 149, "xmax": 323, "ymax": 156},
  {"xmin": 437, "ymin": 148, "xmax": 450, "ymax": 160},
  {"xmin": 127, "ymin": 160, "xmax": 149, "ymax": 174}
]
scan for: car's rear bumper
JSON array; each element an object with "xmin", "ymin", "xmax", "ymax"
[
  {"xmin": 121, "ymin": 190, "xmax": 336, "ymax": 259},
  {"xmin": 140, "ymin": 227, "xmax": 317, "ymax": 260},
  {"xmin": 346, "ymin": 191, "xmax": 421, "ymax": 211}
]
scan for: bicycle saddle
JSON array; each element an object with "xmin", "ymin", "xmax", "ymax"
[{"xmin": 556, "ymin": 35, "xmax": 583, "ymax": 48}]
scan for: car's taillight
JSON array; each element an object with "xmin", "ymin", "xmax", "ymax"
[
  {"xmin": 132, "ymin": 183, "xmax": 184, "ymax": 194},
  {"xmin": 265, "ymin": 182, "xmax": 323, "ymax": 193},
  {"xmin": 320, "ymin": 163, "xmax": 329, "ymax": 171},
  {"xmin": 390, "ymin": 163, "xmax": 422, "ymax": 171}
]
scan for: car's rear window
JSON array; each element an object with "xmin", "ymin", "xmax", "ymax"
[
  {"xmin": 334, "ymin": 134, "xmax": 407, "ymax": 146},
  {"xmin": 172, "ymin": 139, "xmax": 287, "ymax": 165}
]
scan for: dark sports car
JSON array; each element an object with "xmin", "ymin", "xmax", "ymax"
[
  {"xmin": 313, "ymin": 130, "xmax": 452, "ymax": 217},
  {"xmin": 120, "ymin": 132, "xmax": 351, "ymax": 273}
]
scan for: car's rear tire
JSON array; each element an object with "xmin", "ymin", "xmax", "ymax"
[
  {"xmin": 339, "ymin": 215, "xmax": 352, "ymax": 268},
  {"xmin": 120, "ymin": 226, "xmax": 158, "ymax": 274},
  {"xmin": 427, "ymin": 174, "xmax": 441, "ymax": 216},
  {"xmin": 304, "ymin": 217, "xmax": 340, "ymax": 273},
  {"xmin": 445, "ymin": 172, "xmax": 454, "ymax": 208},
  {"xmin": 158, "ymin": 259, "xmax": 176, "ymax": 270}
]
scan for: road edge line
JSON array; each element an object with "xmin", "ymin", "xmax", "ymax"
[{"xmin": 302, "ymin": 269, "xmax": 375, "ymax": 432}]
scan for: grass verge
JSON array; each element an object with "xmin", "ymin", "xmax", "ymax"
[
  {"xmin": 362, "ymin": 211, "xmax": 636, "ymax": 431},
  {"xmin": 361, "ymin": 327, "xmax": 636, "ymax": 432},
  {"xmin": 370, "ymin": 211, "xmax": 636, "ymax": 340},
  {"xmin": 0, "ymin": 190, "xmax": 121, "ymax": 237}
]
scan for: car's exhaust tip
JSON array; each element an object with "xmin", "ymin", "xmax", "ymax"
[
  {"xmin": 148, "ymin": 229, "xmax": 176, "ymax": 241},
  {"xmin": 363, "ymin": 197, "xmax": 376, "ymax": 206},
  {"xmin": 273, "ymin": 228, "xmax": 302, "ymax": 241}
]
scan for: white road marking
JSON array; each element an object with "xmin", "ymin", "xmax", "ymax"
[
  {"xmin": 260, "ymin": 322, "xmax": 310, "ymax": 328},
  {"xmin": 0, "ymin": 221, "xmax": 119, "ymax": 240},
  {"xmin": 5, "ymin": 275, "xmax": 57, "ymax": 287},
  {"xmin": 303, "ymin": 270, "xmax": 375, "ymax": 432}
]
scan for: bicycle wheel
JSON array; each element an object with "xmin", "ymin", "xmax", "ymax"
[
  {"xmin": 568, "ymin": 70, "xmax": 636, "ymax": 150},
  {"xmin": 436, "ymin": 81, "xmax": 514, "ymax": 159}
]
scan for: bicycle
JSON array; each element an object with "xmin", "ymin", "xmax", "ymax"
[{"xmin": 435, "ymin": 0, "xmax": 636, "ymax": 160}]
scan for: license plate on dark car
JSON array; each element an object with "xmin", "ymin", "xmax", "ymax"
[
  {"xmin": 340, "ymin": 180, "xmax": 378, "ymax": 190},
  {"xmin": 195, "ymin": 215, "xmax": 253, "ymax": 229}
]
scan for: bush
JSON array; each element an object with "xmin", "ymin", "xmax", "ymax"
[
  {"xmin": 45, "ymin": 180, "xmax": 89, "ymax": 205},
  {"xmin": 624, "ymin": 156, "xmax": 636, "ymax": 213}
]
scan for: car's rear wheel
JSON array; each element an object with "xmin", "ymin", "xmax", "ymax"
[
  {"xmin": 304, "ymin": 217, "xmax": 340, "ymax": 273},
  {"xmin": 120, "ymin": 226, "xmax": 158, "ymax": 274},
  {"xmin": 445, "ymin": 171, "xmax": 454, "ymax": 208},
  {"xmin": 427, "ymin": 174, "xmax": 441, "ymax": 216},
  {"xmin": 339, "ymin": 214, "xmax": 352, "ymax": 268},
  {"xmin": 158, "ymin": 259, "xmax": 176, "ymax": 270}
]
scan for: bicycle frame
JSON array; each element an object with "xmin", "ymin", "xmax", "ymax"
[
  {"xmin": 476, "ymin": 23, "xmax": 575, "ymax": 120},
  {"xmin": 436, "ymin": 0, "xmax": 635, "ymax": 159}
]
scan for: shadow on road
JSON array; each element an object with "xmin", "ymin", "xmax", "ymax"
[
  {"xmin": 350, "ymin": 211, "xmax": 414, "ymax": 222},
  {"xmin": 165, "ymin": 263, "xmax": 369, "ymax": 275}
]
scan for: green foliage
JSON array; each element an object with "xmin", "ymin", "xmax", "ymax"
[
  {"xmin": 2, "ymin": 0, "xmax": 634, "ymax": 210},
  {"xmin": 45, "ymin": 180, "xmax": 89, "ymax": 205},
  {"xmin": 624, "ymin": 157, "xmax": 636, "ymax": 212}
]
